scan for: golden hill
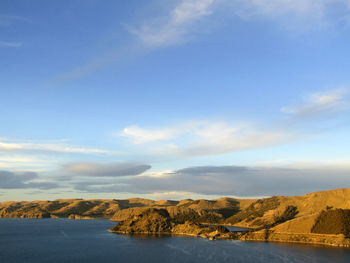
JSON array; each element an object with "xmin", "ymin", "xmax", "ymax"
[
  {"xmin": 2, "ymin": 187, "xmax": 350, "ymax": 244},
  {"xmin": 0, "ymin": 197, "xmax": 254, "ymax": 221},
  {"xmin": 226, "ymin": 188, "xmax": 350, "ymax": 235}
]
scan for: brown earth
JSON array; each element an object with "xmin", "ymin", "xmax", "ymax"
[
  {"xmin": 0, "ymin": 197, "xmax": 254, "ymax": 222},
  {"xmin": 2, "ymin": 187, "xmax": 350, "ymax": 246}
]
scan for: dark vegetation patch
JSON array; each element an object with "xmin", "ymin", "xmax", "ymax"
[
  {"xmin": 273, "ymin": 205, "xmax": 298, "ymax": 225},
  {"xmin": 217, "ymin": 208, "xmax": 239, "ymax": 218},
  {"xmin": 173, "ymin": 211, "xmax": 223, "ymax": 224},
  {"xmin": 253, "ymin": 205, "xmax": 299, "ymax": 228},
  {"xmin": 199, "ymin": 212, "xmax": 224, "ymax": 224},
  {"xmin": 311, "ymin": 209, "xmax": 350, "ymax": 237},
  {"xmin": 173, "ymin": 211, "xmax": 199, "ymax": 223},
  {"xmin": 225, "ymin": 197, "xmax": 280, "ymax": 225}
]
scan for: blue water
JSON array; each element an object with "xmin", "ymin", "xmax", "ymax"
[
  {"xmin": 1, "ymin": 218, "xmax": 350, "ymax": 263},
  {"xmin": 219, "ymin": 225, "xmax": 250, "ymax": 232}
]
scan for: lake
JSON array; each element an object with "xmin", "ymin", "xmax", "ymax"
[{"xmin": 1, "ymin": 218, "xmax": 350, "ymax": 263}]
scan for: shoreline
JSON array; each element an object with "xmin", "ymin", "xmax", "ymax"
[
  {"xmin": 240, "ymin": 231, "xmax": 350, "ymax": 248},
  {"xmin": 1, "ymin": 216, "xmax": 350, "ymax": 247},
  {"xmin": 108, "ymin": 227, "xmax": 350, "ymax": 248}
]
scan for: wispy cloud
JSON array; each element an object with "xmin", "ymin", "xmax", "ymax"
[
  {"xmin": 0, "ymin": 139, "xmax": 118, "ymax": 155},
  {"xmin": 0, "ymin": 155, "xmax": 59, "ymax": 170},
  {"xmin": 0, "ymin": 41, "xmax": 22, "ymax": 48},
  {"xmin": 185, "ymin": 122, "xmax": 290, "ymax": 156},
  {"xmin": 130, "ymin": 0, "xmax": 215, "ymax": 47},
  {"xmin": 118, "ymin": 89, "xmax": 349, "ymax": 158},
  {"xmin": 0, "ymin": 14, "xmax": 29, "ymax": 27},
  {"xmin": 119, "ymin": 121, "xmax": 294, "ymax": 157},
  {"xmin": 120, "ymin": 126, "xmax": 179, "ymax": 144},
  {"xmin": 281, "ymin": 89, "xmax": 349, "ymax": 117},
  {"xmin": 130, "ymin": 0, "xmax": 350, "ymax": 49},
  {"xmin": 227, "ymin": 0, "xmax": 350, "ymax": 30},
  {"xmin": 119, "ymin": 122, "xmax": 200, "ymax": 144},
  {"xmin": 0, "ymin": 14, "xmax": 27, "ymax": 49},
  {"xmin": 46, "ymin": 0, "xmax": 216, "ymax": 84},
  {"xmin": 49, "ymin": 0, "xmax": 350, "ymax": 83}
]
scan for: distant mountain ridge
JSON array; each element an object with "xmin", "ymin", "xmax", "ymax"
[{"xmin": 0, "ymin": 197, "xmax": 255, "ymax": 221}]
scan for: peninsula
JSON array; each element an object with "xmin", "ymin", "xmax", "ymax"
[{"xmin": 2, "ymin": 187, "xmax": 350, "ymax": 247}]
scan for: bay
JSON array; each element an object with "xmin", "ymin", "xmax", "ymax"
[{"xmin": 1, "ymin": 218, "xmax": 350, "ymax": 263}]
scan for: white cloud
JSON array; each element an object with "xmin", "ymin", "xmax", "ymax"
[
  {"xmin": 119, "ymin": 121, "xmax": 294, "ymax": 157},
  {"xmin": 138, "ymin": 170, "xmax": 176, "ymax": 178},
  {"xmin": 131, "ymin": 0, "xmax": 215, "ymax": 47},
  {"xmin": 0, "ymin": 141, "xmax": 22, "ymax": 151},
  {"xmin": 0, "ymin": 139, "xmax": 117, "ymax": 155},
  {"xmin": 0, "ymin": 155, "xmax": 58, "ymax": 169},
  {"xmin": 186, "ymin": 123, "xmax": 290, "ymax": 156},
  {"xmin": 119, "ymin": 122, "xmax": 202, "ymax": 144},
  {"xmin": 0, "ymin": 41, "xmax": 22, "ymax": 48},
  {"xmin": 281, "ymin": 89, "xmax": 349, "ymax": 117},
  {"xmin": 120, "ymin": 126, "xmax": 179, "ymax": 144},
  {"xmin": 118, "ymin": 89, "xmax": 349, "ymax": 158}
]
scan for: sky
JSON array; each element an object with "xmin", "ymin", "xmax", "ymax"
[{"xmin": 1, "ymin": 0, "xmax": 350, "ymax": 201}]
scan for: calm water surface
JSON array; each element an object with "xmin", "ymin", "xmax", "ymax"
[{"xmin": 1, "ymin": 218, "xmax": 350, "ymax": 263}]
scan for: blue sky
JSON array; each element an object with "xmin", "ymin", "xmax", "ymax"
[{"xmin": 1, "ymin": 0, "xmax": 350, "ymax": 201}]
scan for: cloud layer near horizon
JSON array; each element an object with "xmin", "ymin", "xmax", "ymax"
[
  {"xmin": 63, "ymin": 162, "xmax": 151, "ymax": 177},
  {"xmin": 0, "ymin": 170, "xmax": 58, "ymax": 190},
  {"xmin": 71, "ymin": 164, "xmax": 350, "ymax": 197},
  {"xmin": 2, "ymin": 159, "xmax": 350, "ymax": 199},
  {"xmin": 1, "ymin": 88, "xmax": 349, "ymax": 199}
]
